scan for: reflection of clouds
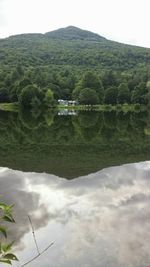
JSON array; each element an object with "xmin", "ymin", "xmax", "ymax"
[
  {"xmin": 119, "ymin": 192, "xmax": 150, "ymax": 206},
  {"xmin": 1, "ymin": 162, "xmax": 150, "ymax": 266},
  {"xmin": 0, "ymin": 168, "xmax": 51, "ymax": 249}
]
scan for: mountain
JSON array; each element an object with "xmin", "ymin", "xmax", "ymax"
[
  {"xmin": 0, "ymin": 26, "xmax": 150, "ymax": 72},
  {"xmin": 45, "ymin": 26, "xmax": 106, "ymax": 41},
  {"xmin": 0, "ymin": 26, "xmax": 150, "ymax": 105}
]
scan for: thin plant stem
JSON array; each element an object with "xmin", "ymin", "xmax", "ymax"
[
  {"xmin": 28, "ymin": 215, "xmax": 40, "ymax": 255},
  {"xmin": 19, "ymin": 215, "xmax": 54, "ymax": 267},
  {"xmin": 20, "ymin": 242, "xmax": 54, "ymax": 267}
]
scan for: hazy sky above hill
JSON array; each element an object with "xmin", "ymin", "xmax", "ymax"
[{"xmin": 0, "ymin": 0, "xmax": 150, "ymax": 47}]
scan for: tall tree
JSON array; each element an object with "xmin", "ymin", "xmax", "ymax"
[
  {"xmin": 79, "ymin": 88, "xmax": 99, "ymax": 105},
  {"xmin": 44, "ymin": 89, "xmax": 56, "ymax": 107},
  {"xmin": 131, "ymin": 82, "xmax": 148, "ymax": 104},
  {"xmin": 117, "ymin": 83, "xmax": 130, "ymax": 103},
  {"xmin": 104, "ymin": 86, "xmax": 118, "ymax": 104},
  {"xmin": 19, "ymin": 85, "xmax": 43, "ymax": 107}
]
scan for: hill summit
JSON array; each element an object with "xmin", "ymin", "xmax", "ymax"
[{"xmin": 45, "ymin": 26, "xmax": 106, "ymax": 41}]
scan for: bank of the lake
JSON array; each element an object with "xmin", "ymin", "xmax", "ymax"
[
  {"xmin": 58, "ymin": 103, "xmax": 146, "ymax": 112},
  {"xmin": 0, "ymin": 102, "xmax": 147, "ymax": 113},
  {"xmin": 0, "ymin": 102, "xmax": 19, "ymax": 112}
]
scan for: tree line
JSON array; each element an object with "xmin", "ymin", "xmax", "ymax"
[{"xmin": 0, "ymin": 65, "xmax": 150, "ymax": 107}]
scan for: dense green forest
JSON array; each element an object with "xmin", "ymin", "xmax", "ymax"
[{"xmin": 1, "ymin": 26, "xmax": 150, "ymax": 106}]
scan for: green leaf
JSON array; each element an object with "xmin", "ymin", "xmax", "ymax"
[
  {"xmin": 0, "ymin": 203, "xmax": 7, "ymax": 211},
  {"xmin": 4, "ymin": 205, "xmax": 14, "ymax": 213},
  {"xmin": 2, "ymin": 215, "xmax": 15, "ymax": 223},
  {"xmin": 0, "ymin": 203, "xmax": 14, "ymax": 214},
  {"xmin": 1, "ymin": 242, "xmax": 14, "ymax": 253},
  {"xmin": 0, "ymin": 226, "xmax": 7, "ymax": 238},
  {"xmin": 0, "ymin": 259, "xmax": 12, "ymax": 264},
  {"xmin": 4, "ymin": 253, "xmax": 19, "ymax": 261}
]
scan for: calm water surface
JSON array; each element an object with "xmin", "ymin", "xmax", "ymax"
[
  {"xmin": 1, "ymin": 162, "xmax": 150, "ymax": 267},
  {"xmin": 1, "ymin": 110, "xmax": 150, "ymax": 266},
  {"xmin": 0, "ymin": 109, "xmax": 150, "ymax": 177}
]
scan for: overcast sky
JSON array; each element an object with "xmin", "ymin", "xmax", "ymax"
[{"xmin": 0, "ymin": 0, "xmax": 150, "ymax": 48}]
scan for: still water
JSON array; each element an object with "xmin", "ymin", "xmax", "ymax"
[
  {"xmin": 0, "ymin": 109, "xmax": 150, "ymax": 177},
  {"xmin": 1, "ymin": 162, "xmax": 150, "ymax": 267},
  {"xmin": 1, "ymin": 110, "xmax": 150, "ymax": 266}
]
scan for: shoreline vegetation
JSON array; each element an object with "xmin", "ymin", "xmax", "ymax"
[
  {"xmin": 0, "ymin": 102, "xmax": 19, "ymax": 112},
  {"xmin": 0, "ymin": 102, "xmax": 147, "ymax": 113},
  {"xmin": 58, "ymin": 103, "xmax": 146, "ymax": 112}
]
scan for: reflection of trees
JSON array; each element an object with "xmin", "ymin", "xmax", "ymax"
[
  {"xmin": 103, "ymin": 112, "xmax": 117, "ymax": 129},
  {"xmin": 143, "ymin": 111, "xmax": 150, "ymax": 135},
  {"xmin": 19, "ymin": 108, "xmax": 44, "ymax": 130},
  {"xmin": 101, "ymin": 112, "xmax": 118, "ymax": 141},
  {"xmin": 0, "ymin": 111, "xmax": 26, "ymax": 146},
  {"xmin": 0, "ymin": 109, "xmax": 149, "ymax": 146},
  {"xmin": 116, "ymin": 113, "xmax": 129, "ymax": 133},
  {"xmin": 52, "ymin": 116, "xmax": 75, "ymax": 143},
  {"xmin": 129, "ymin": 113, "xmax": 146, "ymax": 140},
  {"xmin": 78, "ymin": 112, "xmax": 99, "ymax": 128},
  {"xmin": 44, "ymin": 111, "xmax": 54, "ymax": 127},
  {"xmin": 73, "ymin": 111, "xmax": 101, "ymax": 141},
  {"xmin": 0, "ymin": 109, "xmax": 150, "ymax": 177}
]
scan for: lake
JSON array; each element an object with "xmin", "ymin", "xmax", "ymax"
[{"xmin": 1, "ymin": 109, "xmax": 150, "ymax": 267}]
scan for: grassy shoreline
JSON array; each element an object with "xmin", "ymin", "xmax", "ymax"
[
  {"xmin": 0, "ymin": 102, "xmax": 146, "ymax": 113},
  {"xmin": 58, "ymin": 103, "xmax": 146, "ymax": 112},
  {"xmin": 0, "ymin": 103, "xmax": 19, "ymax": 112}
]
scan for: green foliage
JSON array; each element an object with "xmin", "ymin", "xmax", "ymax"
[
  {"xmin": 0, "ymin": 88, "xmax": 9, "ymax": 103},
  {"xmin": 131, "ymin": 82, "xmax": 148, "ymax": 104},
  {"xmin": 102, "ymin": 71, "xmax": 118, "ymax": 87},
  {"xmin": 134, "ymin": 103, "xmax": 141, "ymax": 111},
  {"xmin": 72, "ymin": 86, "xmax": 82, "ymax": 100},
  {"xmin": 80, "ymin": 71, "xmax": 104, "ymax": 103},
  {"xmin": 19, "ymin": 84, "xmax": 43, "ymax": 107},
  {"xmin": 104, "ymin": 86, "xmax": 118, "ymax": 104},
  {"xmin": 117, "ymin": 83, "xmax": 130, "ymax": 103},
  {"xmin": 31, "ymin": 95, "xmax": 42, "ymax": 109},
  {"xmin": 81, "ymin": 71, "xmax": 102, "ymax": 90},
  {"xmin": 0, "ymin": 202, "xmax": 18, "ymax": 265},
  {"xmin": 72, "ymin": 71, "xmax": 104, "ymax": 104},
  {"xmin": 146, "ymin": 81, "xmax": 150, "ymax": 90},
  {"xmin": 44, "ymin": 89, "xmax": 56, "ymax": 107},
  {"xmin": 79, "ymin": 88, "xmax": 99, "ymax": 105},
  {"xmin": 45, "ymin": 26, "xmax": 104, "ymax": 41}
]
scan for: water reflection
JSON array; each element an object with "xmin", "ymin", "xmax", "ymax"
[
  {"xmin": 0, "ymin": 110, "xmax": 150, "ymax": 178},
  {"xmin": 58, "ymin": 109, "xmax": 77, "ymax": 116},
  {"xmin": 1, "ymin": 162, "xmax": 150, "ymax": 266}
]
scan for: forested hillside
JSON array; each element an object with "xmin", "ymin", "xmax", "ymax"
[{"xmin": 0, "ymin": 26, "xmax": 150, "ymax": 106}]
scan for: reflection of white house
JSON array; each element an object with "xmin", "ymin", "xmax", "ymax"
[
  {"xmin": 58, "ymin": 99, "xmax": 78, "ymax": 106},
  {"xmin": 58, "ymin": 109, "xmax": 77, "ymax": 116}
]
